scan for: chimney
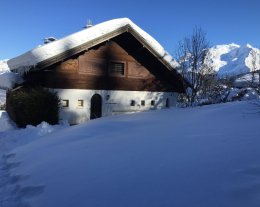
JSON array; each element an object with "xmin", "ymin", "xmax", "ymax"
[
  {"xmin": 43, "ymin": 37, "xmax": 57, "ymax": 44},
  {"xmin": 84, "ymin": 19, "xmax": 93, "ymax": 28}
]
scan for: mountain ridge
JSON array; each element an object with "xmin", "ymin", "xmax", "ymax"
[{"xmin": 205, "ymin": 43, "xmax": 260, "ymax": 77}]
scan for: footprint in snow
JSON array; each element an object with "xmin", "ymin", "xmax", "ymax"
[
  {"xmin": 1, "ymin": 161, "xmax": 21, "ymax": 171},
  {"xmin": 235, "ymin": 165, "xmax": 260, "ymax": 178},
  {"xmin": 2, "ymin": 153, "xmax": 16, "ymax": 159},
  {"xmin": 9, "ymin": 174, "xmax": 30, "ymax": 184},
  {"xmin": 230, "ymin": 165, "xmax": 260, "ymax": 205},
  {"xmin": 13, "ymin": 185, "xmax": 45, "ymax": 198}
]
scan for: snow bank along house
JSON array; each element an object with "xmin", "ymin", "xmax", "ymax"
[{"xmin": 7, "ymin": 18, "xmax": 186, "ymax": 124}]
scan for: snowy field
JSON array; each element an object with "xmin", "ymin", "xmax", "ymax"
[{"xmin": 1, "ymin": 101, "xmax": 260, "ymax": 207}]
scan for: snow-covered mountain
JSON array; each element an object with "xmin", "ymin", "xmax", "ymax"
[{"xmin": 205, "ymin": 43, "xmax": 260, "ymax": 77}]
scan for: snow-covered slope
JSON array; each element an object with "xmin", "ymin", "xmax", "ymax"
[
  {"xmin": 1, "ymin": 101, "xmax": 260, "ymax": 207},
  {"xmin": 205, "ymin": 43, "xmax": 260, "ymax": 77}
]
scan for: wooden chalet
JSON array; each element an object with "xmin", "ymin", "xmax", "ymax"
[{"xmin": 7, "ymin": 18, "xmax": 186, "ymax": 124}]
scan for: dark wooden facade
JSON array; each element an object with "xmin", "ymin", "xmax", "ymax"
[{"xmin": 25, "ymin": 32, "xmax": 185, "ymax": 93}]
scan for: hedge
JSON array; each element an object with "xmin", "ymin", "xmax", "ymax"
[{"xmin": 6, "ymin": 87, "xmax": 60, "ymax": 127}]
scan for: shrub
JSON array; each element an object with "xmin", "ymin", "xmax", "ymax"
[{"xmin": 6, "ymin": 87, "xmax": 60, "ymax": 127}]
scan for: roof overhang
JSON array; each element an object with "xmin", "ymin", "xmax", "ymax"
[{"xmin": 7, "ymin": 18, "xmax": 179, "ymax": 75}]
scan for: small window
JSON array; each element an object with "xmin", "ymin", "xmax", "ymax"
[
  {"xmin": 78, "ymin": 100, "xmax": 84, "ymax": 107},
  {"xmin": 110, "ymin": 62, "xmax": 125, "ymax": 76},
  {"xmin": 62, "ymin": 100, "xmax": 69, "ymax": 107},
  {"xmin": 130, "ymin": 100, "xmax": 135, "ymax": 106},
  {"xmin": 151, "ymin": 100, "xmax": 155, "ymax": 106},
  {"xmin": 141, "ymin": 100, "xmax": 145, "ymax": 106}
]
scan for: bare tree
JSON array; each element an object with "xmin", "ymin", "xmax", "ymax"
[{"xmin": 175, "ymin": 27, "xmax": 212, "ymax": 105}]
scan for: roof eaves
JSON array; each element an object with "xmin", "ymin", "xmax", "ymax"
[{"xmin": 127, "ymin": 27, "xmax": 177, "ymax": 72}]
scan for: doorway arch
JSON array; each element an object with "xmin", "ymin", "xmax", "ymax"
[{"xmin": 90, "ymin": 94, "xmax": 102, "ymax": 119}]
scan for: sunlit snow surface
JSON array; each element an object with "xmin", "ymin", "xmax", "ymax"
[{"xmin": 1, "ymin": 101, "xmax": 260, "ymax": 207}]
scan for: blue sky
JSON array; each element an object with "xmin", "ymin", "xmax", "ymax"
[{"xmin": 0, "ymin": 0, "xmax": 259, "ymax": 60}]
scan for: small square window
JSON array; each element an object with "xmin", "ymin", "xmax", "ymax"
[
  {"xmin": 78, "ymin": 100, "xmax": 84, "ymax": 107},
  {"xmin": 110, "ymin": 62, "xmax": 125, "ymax": 76},
  {"xmin": 151, "ymin": 100, "xmax": 155, "ymax": 106},
  {"xmin": 141, "ymin": 100, "xmax": 145, "ymax": 106},
  {"xmin": 62, "ymin": 100, "xmax": 69, "ymax": 107},
  {"xmin": 130, "ymin": 100, "xmax": 135, "ymax": 106}
]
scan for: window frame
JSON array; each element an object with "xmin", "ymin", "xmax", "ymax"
[
  {"xmin": 109, "ymin": 60, "xmax": 126, "ymax": 77},
  {"xmin": 62, "ymin": 99, "xmax": 69, "ymax": 108},
  {"xmin": 130, "ymin": 100, "xmax": 136, "ymax": 106},
  {"xmin": 77, "ymin": 99, "xmax": 84, "ymax": 108}
]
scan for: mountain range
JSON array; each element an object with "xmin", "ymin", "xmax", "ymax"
[{"xmin": 205, "ymin": 43, "xmax": 260, "ymax": 77}]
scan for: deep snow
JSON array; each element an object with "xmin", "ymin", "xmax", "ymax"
[
  {"xmin": 0, "ymin": 119, "xmax": 68, "ymax": 206},
  {"xmin": 1, "ymin": 101, "xmax": 260, "ymax": 207}
]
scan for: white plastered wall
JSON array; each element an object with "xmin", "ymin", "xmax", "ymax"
[{"xmin": 51, "ymin": 89, "xmax": 177, "ymax": 124}]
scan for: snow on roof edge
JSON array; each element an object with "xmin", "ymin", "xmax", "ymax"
[{"xmin": 7, "ymin": 18, "xmax": 179, "ymax": 74}]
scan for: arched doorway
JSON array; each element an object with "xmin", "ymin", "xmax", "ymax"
[{"xmin": 90, "ymin": 94, "xmax": 102, "ymax": 119}]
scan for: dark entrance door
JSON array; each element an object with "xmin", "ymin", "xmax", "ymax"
[{"xmin": 90, "ymin": 94, "xmax": 102, "ymax": 119}]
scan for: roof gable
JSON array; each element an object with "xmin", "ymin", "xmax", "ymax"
[{"xmin": 7, "ymin": 18, "xmax": 179, "ymax": 75}]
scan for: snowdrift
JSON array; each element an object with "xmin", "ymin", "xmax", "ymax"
[{"xmin": 1, "ymin": 101, "xmax": 260, "ymax": 207}]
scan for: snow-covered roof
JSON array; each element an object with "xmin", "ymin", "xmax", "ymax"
[
  {"xmin": 7, "ymin": 18, "xmax": 179, "ymax": 75},
  {"xmin": 0, "ymin": 59, "xmax": 23, "ymax": 89}
]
